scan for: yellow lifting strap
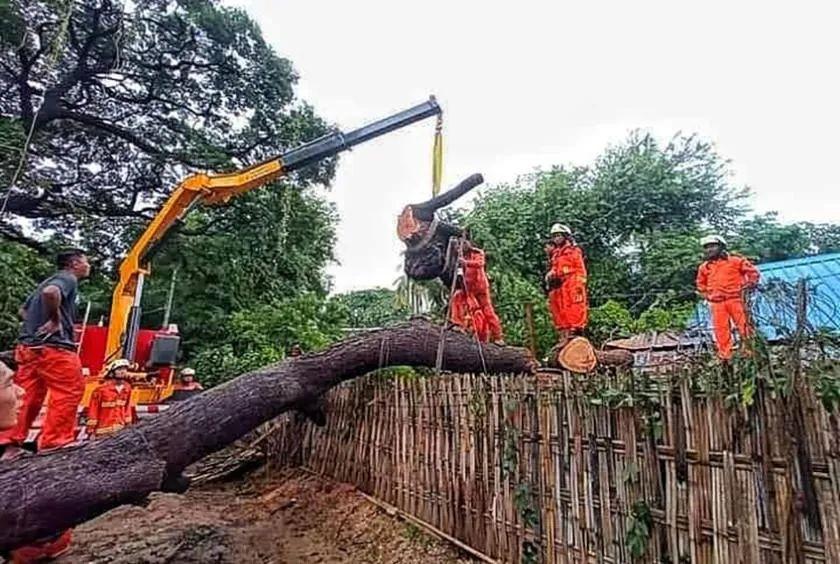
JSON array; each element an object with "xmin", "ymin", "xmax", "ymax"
[{"xmin": 431, "ymin": 112, "xmax": 443, "ymax": 196}]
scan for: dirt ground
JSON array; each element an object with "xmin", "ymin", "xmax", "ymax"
[{"xmin": 59, "ymin": 468, "xmax": 475, "ymax": 564}]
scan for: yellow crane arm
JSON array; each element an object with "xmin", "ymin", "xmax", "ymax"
[
  {"xmin": 105, "ymin": 97, "xmax": 442, "ymax": 363},
  {"xmin": 105, "ymin": 159, "xmax": 284, "ymax": 359}
]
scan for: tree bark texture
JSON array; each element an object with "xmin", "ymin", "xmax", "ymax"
[
  {"xmin": 401, "ymin": 174, "xmax": 485, "ymax": 285},
  {"xmin": 0, "ymin": 320, "xmax": 535, "ymax": 551}
]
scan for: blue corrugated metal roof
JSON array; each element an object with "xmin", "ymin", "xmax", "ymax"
[{"xmin": 692, "ymin": 252, "xmax": 840, "ymax": 341}]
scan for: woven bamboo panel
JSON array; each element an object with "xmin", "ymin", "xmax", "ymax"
[{"xmin": 270, "ymin": 370, "xmax": 840, "ymax": 563}]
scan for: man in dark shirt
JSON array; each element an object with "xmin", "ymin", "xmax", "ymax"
[{"xmin": 0, "ymin": 249, "xmax": 90, "ymax": 454}]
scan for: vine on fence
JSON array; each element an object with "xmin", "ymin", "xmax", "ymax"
[
  {"xmin": 499, "ymin": 395, "xmax": 541, "ymax": 564},
  {"xmin": 625, "ymin": 500, "xmax": 652, "ymax": 560}
]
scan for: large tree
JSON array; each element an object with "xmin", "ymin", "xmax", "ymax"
[
  {"xmin": 0, "ymin": 0, "xmax": 333, "ymax": 253},
  {"xmin": 0, "ymin": 0, "xmax": 347, "ymax": 356}
]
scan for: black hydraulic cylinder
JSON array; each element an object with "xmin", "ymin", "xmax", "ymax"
[{"xmin": 280, "ymin": 97, "xmax": 441, "ymax": 172}]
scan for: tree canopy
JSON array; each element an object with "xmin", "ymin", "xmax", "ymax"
[
  {"xmin": 1, "ymin": 0, "xmax": 332, "ymax": 253},
  {"xmin": 0, "ymin": 0, "xmax": 343, "ymax": 375}
]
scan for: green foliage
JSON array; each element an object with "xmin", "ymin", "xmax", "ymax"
[
  {"xmin": 2, "ymin": 0, "xmax": 333, "ymax": 250},
  {"xmin": 0, "ymin": 241, "xmax": 50, "ymax": 347},
  {"xmin": 514, "ymin": 482, "xmax": 539, "ymax": 529},
  {"xmin": 117, "ymin": 186, "xmax": 338, "ymax": 367},
  {"xmin": 625, "ymin": 500, "xmax": 652, "ymax": 559},
  {"xmin": 191, "ymin": 293, "xmax": 348, "ymax": 387},
  {"xmin": 588, "ymin": 299, "xmax": 694, "ymax": 344},
  {"xmin": 0, "ymin": 0, "xmax": 344, "ymax": 387},
  {"xmin": 393, "ymin": 275, "xmax": 447, "ymax": 317},
  {"xmin": 333, "ymin": 288, "xmax": 410, "ymax": 328},
  {"xmin": 454, "ymin": 131, "xmax": 838, "ymax": 354},
  {"xmin": 810, "ymin": 358, "xmax": 840, "ymax": 413},
  {"xmin": 459, "ymin": 133, "xmax": 749, "ymax": 353},
  {"xmin": 0, "ymin": 0, "xmax": 24, "ymax": 48}
]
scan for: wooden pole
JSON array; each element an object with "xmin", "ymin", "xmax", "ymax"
[{"xmin": 524, "ymin": 302, "xmax": 538, "ymax": 357}]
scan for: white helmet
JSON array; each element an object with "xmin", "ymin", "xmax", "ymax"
[
  {"xmin": 550, "ymin": 223, "xmax": 572, "ymax": 236},
  {"xmin": 181, "ymin": 367, "xmax": 196, "ymax": 377},
  {"xmin": 105, "ymin": 358, "xmax": 130, "ymax": 376},
  {"xmin": 700, "ymin": 234, "xmax": 727, "ymax": 247}
]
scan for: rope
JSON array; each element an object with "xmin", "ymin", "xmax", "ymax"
[
  {"xmin": 1, "ymin": 0, "xmax": 76, "ymax": 221},
  {"xmin": 435, "ymin": 236, "xmax": 464, "ymax": 374},
  {"xmin": 431, "ymin": 112, "xmax": 443, "ymax": 196}
]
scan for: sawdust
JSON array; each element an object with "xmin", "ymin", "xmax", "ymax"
[{"xmin": 59, "ymin": 468, "xmax": 474, "ymax": 564}]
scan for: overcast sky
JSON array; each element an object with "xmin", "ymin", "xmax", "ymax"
[{"xmin": 232, "ymin": 0, "xmax": 839, "ymax": 294}]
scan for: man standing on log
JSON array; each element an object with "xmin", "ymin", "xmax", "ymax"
[
  {"xmin": 459, "ymin": 240, "xmax": 504, "ymax": 344},
  {"xmin": 0, "ymin": 251, "xmax": 87, "ymax": 562},
  {"xmin": 696, "ymin": 235, "xmax": 760, "ymax": 360},
  {"xmin": 0, "ymin": 249, "xmax": 90, "ymax": 458},
  {"xmin": 545, "ymin": 224, "xmax": 588, "ymax": 344}
]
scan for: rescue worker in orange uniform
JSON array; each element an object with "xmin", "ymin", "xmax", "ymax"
[
  {"xmin": 0, "ymin": 249, "xmax": 90, "ymax": 459},
  {"xmin": 696, "ymin": 235, "xmax": 760, "ymax": 360},
  {"xmin": 459, "ymin": 240, "xmax": 504, "ymax": 343},
  {"xmin": 450, "ymin": 275, "xmax": 490, "ymax": 342},
  {"xmin": 174, "ymin": 367, "xmax": 204, "ymax": 392},
  {"xmin": 545, "ymin": 224, "xmax": 588, "ymax": 341},
  {"xmin": 86, "ymin": 359, "xmax": 135, "ymax": 439}
]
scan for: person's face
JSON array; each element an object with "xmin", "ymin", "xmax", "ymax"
[
  {"xmin": 113, "ymin": 367, "xmax": 128, "ymax": 382},
  {"xmin": 551, "ymin": 234, "xmax": 568, "ymax": 247},
  {"xmin": 0, "ymin": 364, "xmax": 24, "ymax": 431},
  {"xmin": 182, "ymin": 374, "xmax": 194, "ymax": 383},
  {"xmin": 703, "ymin": 243, "xmax": 723, "ymax": 260},
  {"xmin": 70, "ymin": 255, "xmax": 91, "ymax": 279}
]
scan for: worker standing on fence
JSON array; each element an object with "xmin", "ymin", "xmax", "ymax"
[
  {"xmin": 696, "ymin": 235, "xmax": 760, "ymax": 360},
  {"xmin": 86, "ymin": 359, "xmax": 135, "ymax": 439},
  {"xmin": 459, "ymin": 240, "xmax": 504, "ymax": 344},
  {"xmin": 545, "ymin": 224, "xmax": 589, "ymax": 344}
]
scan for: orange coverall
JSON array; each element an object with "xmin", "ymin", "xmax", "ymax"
[
  {"xmin": 547, "ymin": 243, "xmax": 588, "ymax": 331},
  {"xmin": 461, "ymin": 248, "xmax": 503, "ymax": 342},
  {"xmin": 86, "ymin": 380, "xmax": 134, "ymax": 438},
  {"xmin": 696, "ymin": 254, "xmax": 760, "ymax": 360},
  {"xmin": 450, "ymin": 289, "xmax": 489, "ymax": 342},
  {"xmin": 0, "ymin": 344, "xmax": 84, "ymax": 450}
]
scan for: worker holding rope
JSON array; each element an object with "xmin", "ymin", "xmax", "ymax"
[
  {"xmin": 447, "ymin": 237, "xmax": 504, "ymax": 344},
  {"xmin": 459, "ymin": 240, "xmax": 504, "ymax": 344}
]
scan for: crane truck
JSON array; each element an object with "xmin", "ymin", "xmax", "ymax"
[{"xmin": 24, "ymin": 97, "xmax": 442, "ymax": 438}]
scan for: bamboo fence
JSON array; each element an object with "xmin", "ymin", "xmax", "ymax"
[{"xmin": 270, "ymin": 369, "xmax": 840, "ymax": 563}]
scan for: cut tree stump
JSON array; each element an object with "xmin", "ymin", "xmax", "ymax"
[
  {"xmin": 0, "ymin": 320, "xmax": 535, "ymax": 552},
  {"xmin": 547, "ymin": 338, "xmax": 635, "ymax": 372}
]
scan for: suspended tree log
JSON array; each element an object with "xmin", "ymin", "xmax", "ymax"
[
  {"xmin": 399, "ymin": 173, "xmax": 485, "ymax": 286},
  {"xmin": 0, "ymin": 319, "xmax": 535, "ymax": 552}
]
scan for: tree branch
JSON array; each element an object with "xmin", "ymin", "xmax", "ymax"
[{"xmin": 52, "ymin": 110, "xmax": 208, "ymax": 168}]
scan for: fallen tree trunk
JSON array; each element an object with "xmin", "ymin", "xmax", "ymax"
[{"xmin": 0, "ymin": 320, "xmax": 535, "ymax": 551}]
